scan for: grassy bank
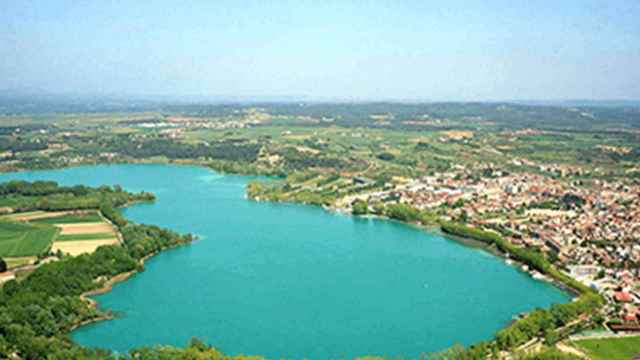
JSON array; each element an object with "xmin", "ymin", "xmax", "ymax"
[{"xmin": 572, "ymin": 336, "xmax": 640, "ymax": 360}]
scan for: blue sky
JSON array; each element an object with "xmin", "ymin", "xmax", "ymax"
[{"xmin": 1, "ymin": 0, "xmax": 639, "ymax": 100}]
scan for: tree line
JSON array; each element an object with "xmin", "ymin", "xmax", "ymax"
[{"xmin": 0, "ymin": 180, "xmax": 155, "ymax": 212}]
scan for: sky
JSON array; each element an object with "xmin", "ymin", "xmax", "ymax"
[{"xmin": 1, "ymin": 0, "xmax": 639, "ymax": 101}]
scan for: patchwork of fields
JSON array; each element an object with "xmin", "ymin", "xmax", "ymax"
[
  {"xmin": 0, "ymin": 210, "xmax": 120, "ymax": 265},
  {"xmin": 50, "ymin": 218, "xmax": 119, "ymax": 256}
]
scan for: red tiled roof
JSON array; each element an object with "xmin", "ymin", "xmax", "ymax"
[{"xmin": 615, "ymin": 291, "xmax": 633, "ymax": 303}]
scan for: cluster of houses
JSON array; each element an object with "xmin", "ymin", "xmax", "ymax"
[{"xmin": 353, "ymin": 163, "xmax": 640, "ymax": 326}]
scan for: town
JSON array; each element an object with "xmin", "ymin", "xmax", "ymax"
[{"xmin": 337, "ymin": 160, "xmax": 640, "ymax": 329}]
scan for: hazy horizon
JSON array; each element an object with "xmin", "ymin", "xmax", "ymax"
[{"xmin": 2, "ymin": 1, "xmax": 640, "ymax": 101}]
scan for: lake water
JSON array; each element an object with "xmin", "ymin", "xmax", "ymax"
[{"xmin": 0, "ymin": 164, "xmax": 569, "ymax": 359}]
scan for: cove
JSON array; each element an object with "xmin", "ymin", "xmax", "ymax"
[{"xmin": 0, "ymin": 164, "xmax": 569, "ymax": 359}]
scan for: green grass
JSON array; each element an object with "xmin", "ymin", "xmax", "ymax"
[
  {"xmin": 573, "ymin": 336, "xmax": 640, "ymax": 360},
  {"xmin": 0, "ymin": 220, "xmax": 57, "ymax": 257},
  {"xmin": 32, "ymin": 212, "xmax": 103, "ymax": 224},
  {"xmin": 56, "ymin": 232, "xmax": 116, "ymax": 241}
]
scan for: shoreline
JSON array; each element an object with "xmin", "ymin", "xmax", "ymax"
[
  {"xmin": 72, "ymin": 260, "xmax": 146, "ymax": 331},
  {"xmin": 290, "ymin": 199, "xmax": 577, "ymax": 296},
  {"xmin": 429, "ymin": 226, "xmax": 580, "ymax": 295},
  {"xmin": 72, "ymin": 239, "xmax": 193, "ymax": 333},
  {"xmin": 2, "ymin": 161, "xmax": 594, "ymax": 355}
]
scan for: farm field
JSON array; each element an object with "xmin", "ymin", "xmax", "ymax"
[
  {"xmin": 572, "ymin": 336, "xmax": 640, "ymax": 360},
  {"xmin": 48, "ymin": 215, "xmax": 120, "ymax": 256},
  {"xmin": 57, "ymin": 222, "xmax": 115, "ymax": 235},
  {"xmin": 33, "ymin": 212, "xmax": 103, "ymax": 224},
  {"xmin": 0, "ymin": 220, "xmax": 57, "ymax": 257},
  {"xmin": 56, "ymin": 233, "xmax": 117, "ymax": 241},
  {"xmin": 0, "ymin": 210, "xmax": 120, "ymax": 258},
  {"xmin": 51, "ymin": 239, "xmax": 119, "ymax": 256}
]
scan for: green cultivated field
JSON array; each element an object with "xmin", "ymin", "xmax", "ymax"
[
  {"xmin": 56, "ymin": 233, "xmax": 116, "ymax": 241},
  {"xmin": 32, "ymin": 212, "xmax": 103, "ymax": 224},
  {"xmin": 0, "ymin": 221, "xmax": 57, "ymax": 257},
  {"xmin": 573, "ymin": 336, "xmax": 640, "ymax": 360}
]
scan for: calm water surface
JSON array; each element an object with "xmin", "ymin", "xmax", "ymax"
[{"xmin": 0, "ymin": 164, "xmax": 569, "ymax": 359}]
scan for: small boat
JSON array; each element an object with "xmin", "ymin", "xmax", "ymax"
[{"xmin": 532, "ymin": 272, "xmax": 545, "ymax": 280}]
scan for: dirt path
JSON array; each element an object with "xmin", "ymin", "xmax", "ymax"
[
  {"xmin": 4, "ymin": 211, "xmax": 70, "ymax": 221},
  {"xmin": 556, "ymin": 342, "xmax": 589, "ymax": 359}
]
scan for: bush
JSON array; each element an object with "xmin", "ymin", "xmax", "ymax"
[{"xmin": 352, "ymin": 200, "xmax": 369, "ymax": 215}]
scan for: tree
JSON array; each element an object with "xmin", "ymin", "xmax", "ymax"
[
  {"xmin": 458, "ymin": 210, "xmax": 469, "ymax": 223},
  {"xmin": 352, "ymin": 200, "xmax": 369, "ymax": 215},
  {"xmin": 452, "ymin": 198, "xmax": 465, "ymax": 208}
]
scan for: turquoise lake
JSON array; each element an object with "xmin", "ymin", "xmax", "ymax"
[{"xmin": 0, "ymin": 164, "xmax": 570, "ymax": 359}]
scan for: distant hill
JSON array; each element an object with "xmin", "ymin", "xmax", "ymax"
[
  {"xmin": 0, "ymin": 92, "xmax": 638, "ymax": 132},
  {"xmin": 0, "ymin": 91, "xmax": 312, "ymax": 114},
  {"xmin": 512, "ymin": 99, "xmax": 640, "ymax": 108}
]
